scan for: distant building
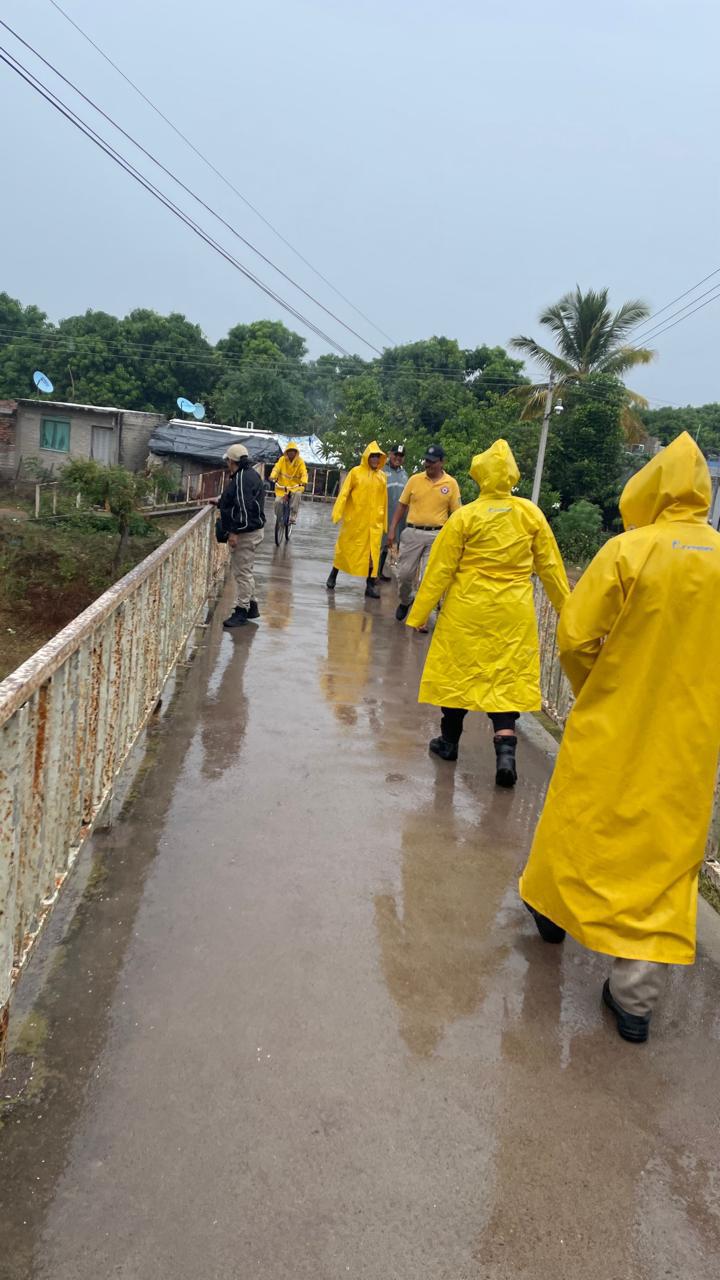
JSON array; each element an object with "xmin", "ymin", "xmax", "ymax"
[
  {"xmin": 147, "ymin": 419, "xmax": 282, "ymax": 500},
  {"xmin": 0, "ymin": 398, "xmax": 166, "ymax": 478}
]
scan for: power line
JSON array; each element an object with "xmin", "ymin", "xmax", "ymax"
[
  {"xmin": 1, "ymin": 18, "xmax": 383, "ymax": 356},
  {"xmin": 631, "ymin": 283, "xmax": 720, "ymax": 345},
  {"xmin": 47, "ymin": 0, "xmax": 395, "ymax": 346},
  {"xmin": 634, "ymin": 286, "xmax": 720, "ymax": 346},
  {"xmin": 633, "ymin": 266, "xmax": 720, "ymax": 337},
  {"xmin": 0, "ymin": 44, "xmax": 357, "ymax": 358}
]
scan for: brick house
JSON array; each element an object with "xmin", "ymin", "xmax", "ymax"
[{"xmin": 0, "ymin": 399, "xmax": 167, "ymax": 478}]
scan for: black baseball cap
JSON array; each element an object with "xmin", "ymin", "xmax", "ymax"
[
  {"xmin": 424, "ymin": 444, "xmax": 445, "ymax": 462},
  {"xmin": 389, "ymin": 443, "xmax": 405, "ymax": 455}
]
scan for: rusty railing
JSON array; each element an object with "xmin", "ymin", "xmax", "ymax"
[{"xmin": 0, "ymin": 507, "xmax": 226, "ymax": 1061}]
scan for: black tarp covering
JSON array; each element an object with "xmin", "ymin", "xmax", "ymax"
[{"xmin": 148, "ymin": 422, "xmax": 281, "ymax": 466}]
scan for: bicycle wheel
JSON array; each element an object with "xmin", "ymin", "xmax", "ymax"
[
  {"xmin": 284, "ymin": 511, "xmax": 292, "ymax": 541},
  {"xmin": 274, "ymin": 516, "xmax": 284, "ymax": 547}
]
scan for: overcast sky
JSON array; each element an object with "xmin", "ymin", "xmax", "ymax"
[{"xmin": 2, "ymin": 0, "xmax": 719, "ymax": 406}]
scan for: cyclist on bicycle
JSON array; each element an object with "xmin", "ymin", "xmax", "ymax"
[{"xmin": 270, "ymin": 442, "xmax": 308, "ymax": 525}]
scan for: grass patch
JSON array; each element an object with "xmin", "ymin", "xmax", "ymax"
[
  {"xmin": 699, "ymin": 868, "xmax": 720, "ymax": 915},
  {"xmin": 0, "ymin": 515, "xmax": 165, "ymax": 680}
]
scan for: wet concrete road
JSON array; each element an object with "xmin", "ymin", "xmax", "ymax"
[{"xmin": 2, "ymin": 505, "xmax": 719, "ymax": 1279}]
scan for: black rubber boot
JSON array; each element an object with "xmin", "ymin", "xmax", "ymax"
[
  {"xmin": 429, "ymin": 736, "xmax": 458, "ymax": 762},
  {"xmin": 223, "ymin": 606, "xmax": 249, "ymax": 629},
  {"xmin": 365, "ymin": 577, "xmax": 381, "ymax": 599},
  {"xmin": 395, "ymin": 601, "xmax": 411, "ymax": 622},
  {"xmin": 602, "ymin": 980, "xmax": 651, "ymax": 1044},
  {"xmin": 326, "ymin": 567, "xmax": 338, "ymax": 590},
  {"xmin": 247, "ymin": 600, "xmax": 259, "ymax": 620},
  {"xmin": 378, "ymin": 548, "xmax": 391, "ymax": 582},
  {"xmin": 525, "ymin": 902, "xmax": 566, "ymax": 943},
  {"xmin": 494, "ymin": 734, "xmax": 517, "ymax": 788}
]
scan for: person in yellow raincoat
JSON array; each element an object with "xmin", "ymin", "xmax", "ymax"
[
  {"xmin": 407, "ymin": 439, "xmax": 569, "ymax": 785},
  {"xmin": 270, "ymin": 442, "xmax": 308, "ymax": 524},
  {"xmin": 520, "ymin": 432, "xmax": 720, "ymax": 1044},
  {"xmin": 326, "ymin": 441, "xmax": 387, "ymax": 599}
]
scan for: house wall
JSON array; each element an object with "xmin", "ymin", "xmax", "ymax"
[
  {"xmin": 0, "ymin": 402, "xmax": 17, "ymax": 477},
  {"xmin": 119, "ymin": 411, "xmax": 167, "ymax": 472},
  {"xmin": 13, "ymin": 402, "xmax": 167, "ymax": 476},
  {"xmin": 15, "ymin": 403, "xmax": 121, "ymax": 475}
]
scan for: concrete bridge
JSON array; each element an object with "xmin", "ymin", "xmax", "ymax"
[{"xmin": 1, "ymin": 506, "xmax": 719, "ymax": 1278}]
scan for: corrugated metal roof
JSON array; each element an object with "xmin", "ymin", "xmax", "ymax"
[
  {"xmin": 148, "ymin": 422, "xmax": 281, "ymax": 466},
  {"xmin": 276, "ymin": 434, "xmax": 340, "ymax": 466}
]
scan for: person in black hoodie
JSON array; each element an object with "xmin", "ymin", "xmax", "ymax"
[{"xmin": 216, "ymin": 443, "xmax": 266, "ymax": 628}]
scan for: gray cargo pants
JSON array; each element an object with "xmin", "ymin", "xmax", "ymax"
[
  {"xmin": 230, "ymin": 529, "xmax": 265, "ymax": 609},
  {"xmin": 609, "ymin": 958, "xmax": 667, "ymax": 1017}
]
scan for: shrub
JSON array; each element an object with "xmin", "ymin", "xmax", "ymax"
[{"xmin": 552, "ymin": 500, "xmax": 604, "ymax": 566}]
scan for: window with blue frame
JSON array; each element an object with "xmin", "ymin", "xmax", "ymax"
[{"xmin": 40, "ymin": 418, "xmax": 71, "ymax": 452}]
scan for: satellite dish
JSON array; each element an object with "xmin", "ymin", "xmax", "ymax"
[
  {"xmin": 33, "ymin": 370, "xmax": 54, "ymax": 394},
  {"xmin": 176, "ymin": 396, "xmax": 195, "ymax": 413},
  {"xmin": 192, "ymin": 402, "xmax": 205, "ymax": 420}
]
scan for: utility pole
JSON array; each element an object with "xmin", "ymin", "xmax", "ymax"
[{"xmin": 531, "ymin": 373, "xmax": 555, "ymax": 507}]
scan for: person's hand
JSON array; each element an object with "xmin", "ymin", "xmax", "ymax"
[
  {"xmin": 207, "ymin": 497, "xmax": 219, "ymax": 506},
  {"xmin": 227, "ymin": 532, "xmax": 239, "ymax": 549},
  {"xmin": 387, "ymin": 533, "xmax": 396, "ymax": 549}
]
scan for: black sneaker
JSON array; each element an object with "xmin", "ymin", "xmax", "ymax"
[
  {"xmin": 429, "ymin": 736, "xmax": 458, "ymax": 762},
  {"xmin": 365, "ymin": 580, "xmax": 381, "ymax": 599},
  {"xmin": 524, "ymin": 902, "xmax": 566, "ymax": 944},
  {"xmin": 247, "ymin": 600, "xmax": 260, "ymax": 620},
  {"xmin": 602, "ymin": 980, "xmax": 650, "ymax": 1044},
  {"xmin": 379, "ymin": 573, "xmax": 392, "ymax": 583},
  {"xmin": 326, "ymin": 570, "xmax": 338, "ymax": 591},
  {"xmin": 395, "ymin": 602, "xmax": 411, "ymax": 622},
  {"xmin": 223, "ymin": 607, "xmax": 249, "ymax": 629}
]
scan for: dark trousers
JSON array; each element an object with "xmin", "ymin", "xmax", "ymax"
[{"xmin": 440, "ymin": 707, "xmax": 518, "ymax": 744}]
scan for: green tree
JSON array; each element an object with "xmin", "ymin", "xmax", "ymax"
[
  {"xmin": 545, "ymin": 375, "xmax": 625, "ymax": 513},
  {"xmin": 319, "ymin": 374, "xmax": 392, "ymax": 469},
  {"xmin": 61, "ymin": 459, "xmax": 150, "ymax": 568},
  {"xmin": 510, "ymin": 286, "xmax": 654, "ymax": 440},
  {"xmin": 552, "ymin": 500, "xmax": 604, "ymax": 566},
  {"xmin": 0, "ymin": 293, "xmax": 58, "ymax": 399},
  {"xmin": 213, "ymin": 334, "xmax": 310, "ymax": 431},
  {"xmin": 642, "ymin": 403, "xmax": 720, "ymax": 452},
  {"xmin": 438, "ymin": 396, "xmax": 548, "ymax": 505}
]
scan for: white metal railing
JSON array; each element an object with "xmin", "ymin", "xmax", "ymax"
[{"xmin": 0, "ymin": 507, "xmax": 226, "ymax": 1062}]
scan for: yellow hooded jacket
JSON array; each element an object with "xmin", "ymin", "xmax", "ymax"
[
  {"xmin": 520, "ymin": 432, "xmax": 720, "ymax": 964},
  {"xmin": 270, "ymin": 442, "xmax": 309, "ymax": 496},
  {"xmin": 331, "ymin": 441, "xmax": 388, "ymax": 577},
  {"xmin": 407, "ymin": 439, "xmax": 569, "ymax": 711}
]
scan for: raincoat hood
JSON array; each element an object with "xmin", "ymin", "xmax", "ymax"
[
  {"xmin": 361, "ymin": 440, "xmax": 388, "ymax": 469},
  {"xmin": 620, "ymin": 431, "xmax": 711, "ymax": 529},
  {"xmin": 284, "ymin": 441, "xmax": 301, "ymax": 455},
  {"xmin": 470, "ymin": 439, "xmax": 520, "ymax": 494}
]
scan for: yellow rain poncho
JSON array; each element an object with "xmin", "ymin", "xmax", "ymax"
[
  {"xmin": 407, "ymin": 439, "xmax": 569, "ymax": 710},
  {"xmin": 520, "ymin": 432, "xmax": 720, "ymax": 965},
  {"xmin": 331, "ymin": 441, "xmax": 388, "ymax": 578},
  {"xmin": 270, "ymin": 442, "xmax": 308, "ymax": 495}
]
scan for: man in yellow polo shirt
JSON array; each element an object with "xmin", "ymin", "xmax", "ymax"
[{"xmin": 387, "ymin": 444, "xmax": 461, "ymax": 622}]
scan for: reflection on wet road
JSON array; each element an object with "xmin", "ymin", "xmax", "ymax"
[{"xmin": 1, "ymin": 505, "xmax": 719, "ymax": 1279}]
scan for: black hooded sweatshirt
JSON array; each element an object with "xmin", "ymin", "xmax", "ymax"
[{"xmin": 217, "ymin": 459, "xmax": 266, "ymax": 535}]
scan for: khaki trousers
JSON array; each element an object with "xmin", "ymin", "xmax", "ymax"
[
  {"xmin": 396, "ymin": 526, "xmax": 439, "ymax": 605},
  {"xmin": 275, "ymin": 491, "xmax": 302, "ymax": 520},
  {"xmin": 609, "ymin": 958, "xmax": 667, "ymax": 1017},
  {"xmin": 230, "ymin": 529, "xmax": 264, "ymax": 609}
]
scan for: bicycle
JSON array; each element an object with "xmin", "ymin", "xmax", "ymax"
[{"xmin": 274, "ymin": 492, "xmax": 293, "ymax": 545}]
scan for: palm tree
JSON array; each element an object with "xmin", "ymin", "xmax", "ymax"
[{"xmin": 510, "ymin": 287, "xmax": 655, "ymax": 440}]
